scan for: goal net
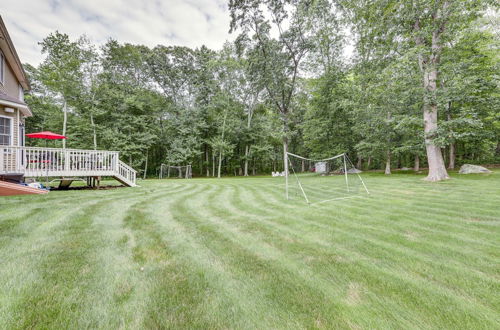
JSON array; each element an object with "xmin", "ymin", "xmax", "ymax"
[
  {"xmin": 286, "ymin": 152, "xmax": 369, "ymax": 204},
  {"xmin": 159, "ymin": 164, "xmax": 192, "ymax": 179}
]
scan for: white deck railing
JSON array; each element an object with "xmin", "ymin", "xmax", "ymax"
[
  {"xmin": 117, "ymin": 159, "xmax": 137, "ymax": 185},
  {"xmin": 0, "ymin": 146, "xmax": 137, "ymax": 186}
]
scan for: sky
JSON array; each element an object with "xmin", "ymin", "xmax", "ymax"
[{"xmin": 2, "ymin": 0, "xmax": 235, "ymax": 65}]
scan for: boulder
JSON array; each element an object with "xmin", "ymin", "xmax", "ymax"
[
  {"xmin": 400, "ymin": 167, "xmax": 411, "ymax": 171},
  {"xmin": 458, "ymin": 164, "xmax": 492, "ymax": 174},
  {"xmin": 347, "ymin": 168, "xmax": 362, "ymax": 174}
]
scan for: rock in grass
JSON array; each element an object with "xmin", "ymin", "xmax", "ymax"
[
  {"xmin": 347, "ymin": 168, "xmax": 362, "ymax": 174},
  {"xmin": 401, "ymin": 167, "xmax": 411, "ymax": 171},
  {"xmin": 458, "ymin": 164, "xmax": 492, "ymax": 174}
]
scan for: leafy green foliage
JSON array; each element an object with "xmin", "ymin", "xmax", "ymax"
[{"xmin": 24, "ymin": 3, "xmax": 499, "ymax": 177}]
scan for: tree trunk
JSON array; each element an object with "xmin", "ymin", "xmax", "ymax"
[
  {"xmin": 90, "ymin": 113, "xmax": 97, "ymax": 150},
  {"xmin": 243, "ymin": 95, "xmax": 257, "ymax": 177},
  {"xmin": 143, "ymin": 150, "xmax": 148, "ymax": 180},
  {"xmin": 446, "ymin": 103, "xmax": 455, "ymax": 170},
  {"xmin": 283, "ymin": 114, "xmax": 289, "ymax": 176},
  {"xmin": 385, "ymin": 150, "xmax": 391, "ymax": 175},
  {"xmin": 367, "ymin": 156, "xmax": 371, "ymax": 170},
  {"xmin": 205, "ymin": 145, "xmax": 210, "ymax": 177},
  {"xmin": 423, "ymin": 103, "xmax": 449, "ymax": 181},
  {"xmin": 414, "ymin": 15, "xmax": 450, "ymax": 181},
  {"xmin": 283, "ymin": 138, "xmax": 288, "ymax": 174},
  {"xmin": 62, "ymin": 100, "xmax": 67, "ymax": 149},
  {"xmin": 448, "ymin": 143, "xmax": 455, "ymax": 169},
  {"xmin": 244, "ymin": 145, "xmax": 250, "ymax": 176},
  {"xmin": 356, "ymin": 157, "xmax": 362, "ymax": 170},
  {"xmin": 212, "ymin": 152, "xmax": 215, "ymax": 177},
  {"xmin": 217, "ymin": 151, "xmax": 222, "ymax": 179},
  {"xmin": 414, "ymin": 154, "xmax": 420, "ymax": 172}
]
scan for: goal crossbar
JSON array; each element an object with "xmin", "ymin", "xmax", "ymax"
[{"xmin": 286, "ymin": 152, "xmax": 345, "ymax": 162}]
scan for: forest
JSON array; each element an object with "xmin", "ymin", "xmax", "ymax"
[{"xmin": 24, "ymin": 0, "xmax": 499, "ymax": 181}]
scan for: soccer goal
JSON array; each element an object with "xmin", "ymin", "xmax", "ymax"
[
  {"xmin": 286, "ymin": 152, "xmax": 369, "ymax": 205},
  {"xmin": 159, "ymin": 164, "xmax": 192, "ymax": 179}
]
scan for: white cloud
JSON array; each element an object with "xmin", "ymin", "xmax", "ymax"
[{"xmin": 2, "ymin": 0, "xmax": 235, "ymax": 65}]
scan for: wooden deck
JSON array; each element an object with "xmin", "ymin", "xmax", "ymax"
[{"xmin": 0, "ymin": 146, "xmax": 137, "ymax": 187}]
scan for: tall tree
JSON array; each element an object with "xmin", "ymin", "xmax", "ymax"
[
  {"xmin": 38, "ymin": 32, "xmax": 84, "ymax": 148},
  {"xmin": 229, "ymin": 0, "xmax": 314, "ymax": 177},
  {"xmin": 342, "ymin": 0, "xmax": 493, "ymax": 181}
]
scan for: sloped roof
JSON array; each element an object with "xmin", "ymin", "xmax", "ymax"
[
  {"xmin": 0, "ymin": 16, "xmax": 30, "ymax": 90},
  {"xmin": 0, "ymin": 90, "xmax": 25, "ymax": 105}
]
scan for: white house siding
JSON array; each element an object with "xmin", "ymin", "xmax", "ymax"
[{"xmin": 0, "ymin": 52, "xmax": 21, "ymax": 99}]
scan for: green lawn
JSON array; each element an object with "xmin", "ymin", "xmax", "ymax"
[{"xmin": 1, "ymin": 171, "xmax": 499, "ymax": 329}]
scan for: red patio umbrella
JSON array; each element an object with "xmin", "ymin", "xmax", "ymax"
[
  {"xmin": 26, "ymin": 131, "xmax": 67, "ymax": 148},
  {"xmin": 26, "ymin": 131, "xmax": 67, "ymax": 140},
  {"xmin": 25, "ymin": 131, "xmax": 67, "ymax": 183}
]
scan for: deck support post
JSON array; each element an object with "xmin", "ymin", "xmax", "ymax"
[{"xmin": 91, "ymin": 176, "xmax": 101, "ymax": 189}]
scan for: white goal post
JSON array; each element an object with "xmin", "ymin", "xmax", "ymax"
[
  {"xmin": 159, "ymin": 164, "xmax": 192, "ymax": 179},
  {"xmin": 285, "ymin": 152, "xmax": 369, "ymax": 204}
]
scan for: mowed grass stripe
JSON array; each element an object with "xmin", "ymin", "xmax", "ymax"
[
  {"xmin": 236, "ymin": 177, "xmax": 498, "ymax": 270},
  {"xmin": 1, "ymin": 184, "xmax": 196, "ymax": 329},
  {"xmin": 186, "ymin": 183, "xmax": 448, "ymax": 328},
  {"xmin": 120, "ymin": 183, "xmax": 219, "ymax": 329},
  {"xmin": 254, "ymin": 180, "xmax": 500, "ymax": 294},
  {"xmin": 193, "ymin": 182, "xmax": 498, "ymax": 328},
  {"xmin": 169, "ymin": 182, "xmax": 361, "ymax": 328},
  {"xmin": 235, "ymin": 180, "xmax": 500, "ymax": 314},
  {"xmin": 66, "ymin": 184, "xmax": 200, "ymax": 328},
  {"xmin": 0, "ymin": 172, "xmax": 498, "ymax": 328},
  {"xmin": 239, "ymin": 183, "xmax": 500, "ymax": 314},
  {"xmin": 159, "ymin": 184, "xmax": 306, "ymax": 328},
  {"xmin": 142, "ymin": 183, "xmax": 304, "ymax": 328},
  {"xmin": 3, "ymin": 198, "xmax": 118, "ymax": 328}
]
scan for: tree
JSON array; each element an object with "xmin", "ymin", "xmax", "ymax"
[
  {"xmin": 38, "ymin": 32, "xmax": 84, "ymax": 148},
  {"xmin": 79, "ymin": 37, "xmax": 101, "ymax": 150},
  {"xmin": 438, "ymin": 25, "xmax": 499, "ymax": 168},
  {"xmin": 229, "ymin": 0, "xmax": 315, "ymax": 178},
  {"xmin": 342, "ymin": 0, "xmax": 493, "ymax": 181}
]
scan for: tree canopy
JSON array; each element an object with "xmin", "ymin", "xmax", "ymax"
[{"xmin": 24, "ymin": 1, "xmax": 499, "ymax": 179}]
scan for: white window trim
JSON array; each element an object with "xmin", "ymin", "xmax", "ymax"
[
  {"xmin": 0, "ymin": 50, "xmax": 4, "ymax": 85},
  {"xmin": 0, "ymin": 114, "xmax": 14, "ymax": 146},
  {"xmin": 17, "ymin": 110, "xmax": 21, "ymax": 146},
  {"xmin": 19, "ymin": 84, "xmax": 24, "ymax": 102}
]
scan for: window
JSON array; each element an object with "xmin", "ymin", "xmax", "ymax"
[
  {"xmin": 0, "ymin": 51, "xmax": 4, "ymax": 85},
  {"xmin": 0, "ymin": 116, "xmax": 12, "ymax": 146}
]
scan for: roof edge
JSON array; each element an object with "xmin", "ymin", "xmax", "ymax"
[
  {"xmin": 0, "ymin": 16, "xmax": 30, "ymax": 90},
  {"xmin": 0, "ymin": 99, "xmax": 32, "ymax": 117}
]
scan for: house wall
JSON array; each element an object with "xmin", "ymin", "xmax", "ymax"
[
  {"xmin": 0, "ymin": 52, "xmax": 22, "ymax": 100},
  {"xmin": 0, "ymin": 47, "xmax": 25, "ymax": 149}
]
